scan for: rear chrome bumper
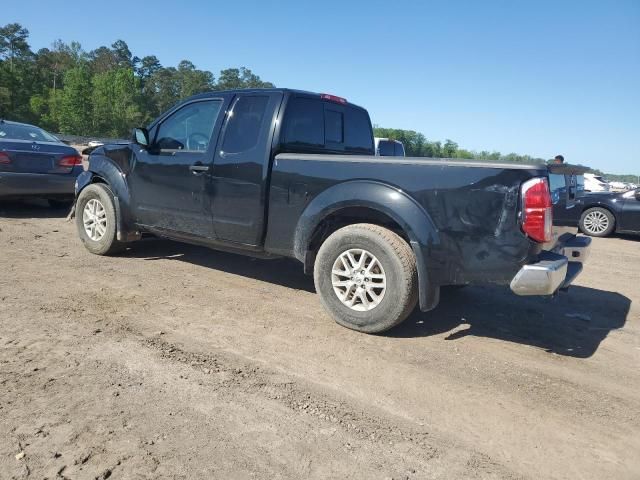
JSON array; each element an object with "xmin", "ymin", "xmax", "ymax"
[{"xmin": 510, "ymin": 236, "xmax": 591, "ymax": 296}]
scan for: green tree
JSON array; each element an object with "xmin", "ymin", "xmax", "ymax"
[
  {"xmin": 92, "ymin": 67, "xmax": 141, "ymax": 137},
  {"xmin": 111, "ymin": 40, "xmax": 135, "ymax": 68},
  {"xmin": 137, "ymin": 55, "xmax": 162, "ymax": 85},
  {"xmin": 111, "ymin": 67, "xmax": 141, "ymax": 136},
  {"xmin": 91, "ymin": 69, "xmax": 115, "ymax": 134},
  {"xmin": 215, "ymin": 67, "xmax": 274, "ymax": 90},
  {"xmin": 89, "ymin": 46, "xmax": 118, "ymax": 74},
  {"xmin": 143, "ymin": 67, "xmax": 180, "ymax": 119},
  {"xmin": 0, "ymin": 23, "xmax": 30, "ymax": 71},
  {"xmin": 177, "ymin": 60, "xmax": 214, "ymax": 98},
  {"xmin": 59, "ymin": 64, "xmax": 92, "ymax": 134},
  {"xmin": 443, "ymin": 139, "xmax": 458, "ymax": 158},
  {"xmin": 0, "ymin": 23, "xmax": 35, "ymax": 121}
]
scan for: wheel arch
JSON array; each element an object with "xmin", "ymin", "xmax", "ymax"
[
  {"xmin": 76, "ymin": 154, "xmax": 138, "ymax": 241},
  {"xmin": 294, "ymin": 180, "xmax": 441, "ymax": 312}
]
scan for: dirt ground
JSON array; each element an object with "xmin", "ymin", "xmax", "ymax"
[{"xmin": 1, "ymin": 200, "xmax": 638, "ymax": 480}]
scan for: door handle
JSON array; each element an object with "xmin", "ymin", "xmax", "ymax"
[{"xmin": 189, "ymin": 164, "xmax": 210, "ymax": 174}]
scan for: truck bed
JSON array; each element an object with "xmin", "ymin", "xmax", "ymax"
[{"xmin": 266, "ymin": 153, "xmax": 552, "ymax": 288}]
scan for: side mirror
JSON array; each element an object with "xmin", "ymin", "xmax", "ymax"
[
  {"xmin": 132, "ymin": 127, "xmax": 149, "ymax": 148},
  {"xmin": 635, "ymin": 190, "xmax": 640, "ymax": 201}
]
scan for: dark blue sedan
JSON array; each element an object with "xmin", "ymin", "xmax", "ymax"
[
  {"xmin": 576, "ymin": 189, "xmax": 640, "ymax": 237},
  {"xmin": 0, "ymin": 119, "xmax": 83, "ymax": 207}
]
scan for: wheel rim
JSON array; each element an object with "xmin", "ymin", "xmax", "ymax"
[
  {"xmin": 583, "ymin": 211, "xmax": 609, "ymax": 234},
  {"xmin": 82, "ymin": 198, "xmax": 107, "ymax": 241},
  {"xmin": 331, "ymin": 248, "xmax": 386, "ymax": 312}
]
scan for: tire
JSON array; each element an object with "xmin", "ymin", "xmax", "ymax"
[
  {"xmin": 75, "ymin": 183, "xmax": 124, "ymax": 255},
  {"xmin": 579, "ymin": 207, "xmax": 615, "ymax": 237},
  {"xmin": 314, "ymin": 223, "xmax": 418, "ymax": 333}
]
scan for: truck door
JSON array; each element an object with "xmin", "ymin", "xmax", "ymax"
[
  {"xmin": 128, "ymin": 96, "xmax": 230, "ymax": 238},
  {"xmin": 209, "ymin": 91, "xmax": 283, "ymax": 246}
]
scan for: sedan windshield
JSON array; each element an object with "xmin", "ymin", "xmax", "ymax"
[{"xmin": 0, "ymin": 123, "xmax": 60, "ymax": 142}]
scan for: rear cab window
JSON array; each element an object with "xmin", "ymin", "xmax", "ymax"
[{"xmin": 281, "ymin": 95, "xmax": 373, "ymax": 155}]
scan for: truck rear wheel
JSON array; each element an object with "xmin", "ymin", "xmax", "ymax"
[
  {"xmin": 314, "ymin": 224, "xmax": 418, "ymax": 333},
  {"xmin": 75, "ymin": 183, "xmax": 124, "ymax": 255}
]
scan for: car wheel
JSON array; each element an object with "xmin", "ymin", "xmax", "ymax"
[
  {"xmin": 579, "ymin": 207, "xmax": 615, "ymax": 237},
  {"xmin": 314, "ymin": 223, "xmax": 418, "ymax": 334},
  {"xmin": 75, "ymin": 183, "xmax": 124, "ymax": 255}
]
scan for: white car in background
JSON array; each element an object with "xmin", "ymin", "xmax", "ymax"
[
  {"xmin": 608, "ymin": 181, "xmax": 631, "ymax": 192},
  {"xmin": 375, "ymin": 137, "xmax": 405, "ymax": 156},
  {"xmin": 584, "ymin": 173, "xmax": 610, "ymax": 192}
]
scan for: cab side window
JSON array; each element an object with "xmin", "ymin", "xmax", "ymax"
[
  {"xmin": 155, "ymin": 100, "xmax": 222, "ymax": 152},
  {"xmin": 282, "ymin": 96, "xmax": 374, "ymax": 155},
  {"xmin": 221, "ymin": 96, "xmax": 269, "ymax": 154},
  {"xmin": 283, "ymin": 97, "xmax": 324, "ymax": 148}
]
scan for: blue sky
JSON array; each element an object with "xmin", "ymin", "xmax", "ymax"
[{"xmin": 4, "ymin": 0, "xmax": 639, "ymax": 175}]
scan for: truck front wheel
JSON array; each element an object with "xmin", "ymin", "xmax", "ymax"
[
  {"xmin": 314, "ymin": 224, "xmax": 418, "ymax": 333},
  {"xmin": 75, "ymin": 183, "xmax": 124, "ymax": 255}
]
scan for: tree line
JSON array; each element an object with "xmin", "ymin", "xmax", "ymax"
[
  {"xmin": 0, "ymin": 23, "xmax": 274, "ymax": 138},
  {"xmin": 1, "ymin": 23, "xmax": 636, "ymax": 181},
  {"xmin": 373, "ymin": 127, "xmax": 547, "ymax": 164},
  {"xmin": 373, "ymin": 127, "xmax": 637, "ymax": 183}
]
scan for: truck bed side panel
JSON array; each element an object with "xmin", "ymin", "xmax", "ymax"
[{"xmin": 266, "ymin": 154, "xmax": 546, "ymax": 286}]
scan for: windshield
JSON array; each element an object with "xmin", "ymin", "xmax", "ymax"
[
  {"xmin": 377, "ymin": 140, "xmax": 396, "ymax": 156},
  {"xmin": 593, "ymin": 176, "xmax": 606, "ymax": 183},
  {"xmin": 0, "ymin": 123, "xmax": 60, "ymax": 142}
]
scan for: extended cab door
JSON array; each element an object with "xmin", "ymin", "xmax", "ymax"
[
  {"xmin": 128, "ymin": 96, "xmax": 230, "ymax": 238},
  {"xmin": 209, "ymin": 91, "xmax": 283, "ymax": 246}
]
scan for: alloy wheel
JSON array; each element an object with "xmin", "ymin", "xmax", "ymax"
[
  {"xmin": 331, "ymin": 248, "xmax": 386, "ymax": 311},
  {"xmin": 82, "ymin": 198, "xmax": 107, "ymax": 241}
]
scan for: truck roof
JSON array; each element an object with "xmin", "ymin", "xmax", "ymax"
[{"xmin": 185, "ymin": 88, "xmax": 367, "ymax": 110}]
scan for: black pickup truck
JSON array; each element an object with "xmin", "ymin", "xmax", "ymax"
[{"xmin": 74, "ymin": 88, "xmax": 590, "ymax": 333}]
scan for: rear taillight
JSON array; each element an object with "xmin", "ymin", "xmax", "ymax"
[
  {"xmin": 521, "ymin": 177, "xmax": 553, "ymax": 243},
  {"xmin": 58, "ymin": 154, "xmax": 83, "ymax": 167},
  {"xmin": 0, "ymin": 152, "xmax": 10, "ymax": 164}
]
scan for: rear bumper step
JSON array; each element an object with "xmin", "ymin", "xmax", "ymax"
[
  {"xmin": 560, "ymin": 235, "xmax": 591, "ymax": 264},
  {"xmin": 510, "ymin": 235, "xmax": 591, "ymax": 296}
]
